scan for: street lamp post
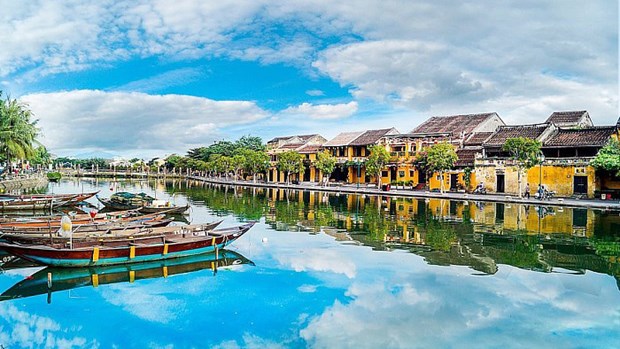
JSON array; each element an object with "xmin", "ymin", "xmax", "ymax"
[
  {"xmin": 356, "ymin": 160, "xmax": 361, "ymax": 188},
  {"xmin": 538, "ymin": 152, "xmax": 545, "ymax": 197}
]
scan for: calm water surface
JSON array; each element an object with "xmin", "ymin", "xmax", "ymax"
[{"xmin": 0, "ymin": 178, "xmax": 618, "ymax": 348}]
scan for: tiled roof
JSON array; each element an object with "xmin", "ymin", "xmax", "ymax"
[
  {"xmin": 411, "ymin": 112, "xmax": 496, "ymax": 135},
  {"xmin": 266, "ymin": 134, "xmax": 320, "ymax": 144},
  {"xmin": 279, "ymin": 143, "xmax": 304, "ymax": 150},
  {"xmin": 297, "ymin": 134, "xmax": 320, "ymax": 142},
  {"xmin": 545, "ymin": 111, "xmax": 587, "ymax": 125},
  {"xmin": 464, "ymin": 132, "xmax": 493, "ymax": 146},
  {"xmin": 267, "ymin": 136, "xmax": 289, "ymax": 144},
  {"xmin": 484, "ymin": 124, "xmax": 550, "ymax": 147},
  {"xmin": 297, "ymin": 144, "xmax": 322, "ymax": 153},
  {"xmin": 455, "ymin": 148, "xmax": 481, "ymax": 167},
  {"xmin": 349, "ymin": 128, "xmax": 398, "ymax": 146},
  {"xmin": 323, "ymin": 131, "xmax": 364, "ymax": 147},
  {"xmin": 544, "ymin": 127, "xmax": 616, "ymax": 147}
]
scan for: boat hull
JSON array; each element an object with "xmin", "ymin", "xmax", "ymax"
[
  {"xmin": 0, "ymin": 222, "xmax": 254, "ymax": 267},
  {"xmin": 0, "ymin": 250, "xmax": 253, "ymax": 301}
]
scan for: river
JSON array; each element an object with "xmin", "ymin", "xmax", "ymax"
[{"xmin": 0, "ymin": 178, "xmax": 618, "ymax": 348}]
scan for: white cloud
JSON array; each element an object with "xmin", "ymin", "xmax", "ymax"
[
  {"xmin": 299, "ymin": 269, "xmax": 620, "ymax": 349},
  {"xmin": 0, "ymin": 0, "xmax": 616, "ymax": 129},
  {"xmin": 305, "ymin": 90, "xmax": 324, "ymax": 97},
  {"xmin": 22, "ymin": 90, "xmax": 269, "ymax": 157},
  {"xmin": 277, "ymin": 248, "xmax": 357, "ymax": 278},
  {"xmin": 314, "ymin": 40, "xmax": 492, "ymax": 109},
  {"xmin": 0, "ymin": 304, "xmax": 95, "ymax": 348},
  {"xmin": 113, "ymin": 67, "xmax": 204, "ymax": 92},
  {"xmin": 280, "ymin": 101, "xmax": 358, "ymax": 120}
]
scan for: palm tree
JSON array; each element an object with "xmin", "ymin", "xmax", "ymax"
[{"xmin": 0, "ymin": 93, "xmax": 40, "ymax": 170}]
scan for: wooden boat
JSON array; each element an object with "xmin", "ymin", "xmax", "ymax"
[
  {"xmin": 0, "ymin": 196, "xmax": 77, "ymax": 211},
  {"xmin": 0, "ymin": 216, "xmax": 175, "ymax": 237},
  {"xmin": 0, "ymin": 250, "xmax": 253, "ymax": 302},
  {"xmin": 0, "ymin": 209, "xmax": 136, "ymax": 223},
  {"xmin": 0, "ymin": 222, "xmax": 255, "ymax": 267},
  {"xmin": 0, "ymin": 191, "xmax": 99, "ymax": 206},
  {"xmin": 138, "ymin": 203, "xmax": 190, "ymax": 214},
  {"xmin": 46, "ymin": 172, "xmax": 62, "ymax": 182},
  {"xmin": 0, "ymin": 220, "xmax": 222, "ymax": 244},
  {"xmin": 97, "ymin": 193, "xmax": 189, "ymax": 214},
  {"xmin": 0, "ymin": 210, "xmax": 165, "ymax": 229}
]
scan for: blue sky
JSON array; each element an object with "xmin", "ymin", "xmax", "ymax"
[{"xmin": 1, "ymin": 0, "xmax": 618, "ymax": 159}]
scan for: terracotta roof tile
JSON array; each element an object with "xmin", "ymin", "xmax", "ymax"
[
  {"xmin": 545, "ymin": 111, "xmax": 587, "ymax": 125},
  {"xmin": 544, "ymin": 126, "xmax": 617, "ymax": 147},
  {"xmin": 323, "ymin": 131, "xmax": 364, "ymax": 147},
  {"xmin": 411, "ymin": 113, "xmax": 496, "ymax": 135},
  {"xmin": 484, "ymin": 124, "xmax": 550, "ymax": 147},
  {"xmin": 267, "ymin": 134, "xmax": 321, "ymax": 144},
  {"xmin": 297, "ymin": 144, "xmax": 322, "ymax": 153},
  {"xmin": 464, "ymin": 132, "xmax": 493, "ymax": 146},
  {"xmin": 279, "ymin": 143, "xmax": 304, "ymax": 150},
  {"xmin": 455, "ymin": 148, "xmax": 481, "ymax": 167},
  {"xmin": 349, "ymin": 128, "xmax": 398, "ymax": 146}
]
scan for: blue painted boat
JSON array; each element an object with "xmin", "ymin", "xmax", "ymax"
[{"xmin": 0, "ymin": 222, "xmax": 255, "ymax": 267}]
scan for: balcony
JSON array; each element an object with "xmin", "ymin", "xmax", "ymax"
[{"xmin": 390, "ymin": 151, "xmax": 413, "ymax": 162}]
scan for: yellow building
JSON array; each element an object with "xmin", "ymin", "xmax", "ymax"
[
  {"xmin": 476, "ymin": 111, "xmax": 618, "ymax": 198},
  {"xmin": 322, "ymin": 128, "xmax": 399, "ymax": 185},
  {"xmin": 380, "ymin": 112, "xmax": 505, "ymax": 191},
  {"xmin": 266, "ymin": 134, "xmax": 327, "ymax": 183}
]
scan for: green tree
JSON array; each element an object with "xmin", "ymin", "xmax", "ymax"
[
  {"xmin": 365, "ymin": 144, "xmax": 390, "ymax": 188},
  {"xmin": 231, "ymin": 154, "xmax": 245, "ymax": 180},
  {"xmin": 426, "ymin": 142, "xmax": 458, "ymax": 194},
  {"xmin": 165, "ymin": 154, "xmax": 184, "ymax": 171},
  {"xmin": 314, "ymin": 150, "xmax": 337, "ymax": 186},
  {"xmin": 502, "ymin": 137, "xmax": 542, "ymax": 197},
  {"xmin": 235, "ymin": 135, "xmax": 265, "ymax": 152},
  {"xmin": 240, "ymin": 149, "xmax": 270, "ymax": 183},
  {"xmin": 276, "ymin": 151, "xmax": 304, "ymax": 184},
  {"xmin": 0, "ymin": 93, "xmax": 39, "ymax": 168},
  {"xmin": 214, "ymin": 155, "xmax": 237, "ymax": 179},
  {"xmin": 29, "ymin": 145, "xmax": 52, "ymax": 167},
  {"xmin": 591, "ymin": 138, "xmax": 620, "ymax": 177}
]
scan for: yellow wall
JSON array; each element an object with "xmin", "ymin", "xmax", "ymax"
[{"xmin": 476, "ymin": 163, "xmax": 598, "ymax": 198}]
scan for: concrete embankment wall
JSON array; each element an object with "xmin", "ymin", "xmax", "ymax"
[{"xmin": 0, "ymin": 175, "xmax": 48, "ymax": 193}]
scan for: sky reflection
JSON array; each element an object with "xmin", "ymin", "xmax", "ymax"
[{"xmin": 0, "ymin": 180, "xmax": 618, "ymax": 348}]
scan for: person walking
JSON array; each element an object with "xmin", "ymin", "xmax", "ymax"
[{"xmin": 524, "ymin": 183, "xmax": 530, "ymax": 199}]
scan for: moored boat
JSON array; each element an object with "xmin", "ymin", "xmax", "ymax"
[
  {"xmin": 0, "ymin": 219, "xmax": 223, "ymax": 244},
  {"xmin": 0, "ymin": 249, "xmax": 253, "ymax": 302},
  {"xmin": 0, "ymin": 196, "xmax": 76, "ymax": 211},
  {"xmin": 0, "ymin": 221, "xmax": 255, "ymax": 267},
  {"xmin": 138, "ymin": 203, "xmax": 190, "ymax": 214},
  {"xmin": 0, "ymin": 191, "xmax": 99, "ymax": 206},
  {"xmin": 97, "ymin": 193, "xmax": 188, "ymax": 213},
  {"xmin": 0, "ymin": 210, "xmax": 164, "ymax": 230}
]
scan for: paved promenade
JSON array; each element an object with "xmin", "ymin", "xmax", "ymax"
[{"xmin": 187, "ymin": 176, "xmax": 620, "ymax": 211}]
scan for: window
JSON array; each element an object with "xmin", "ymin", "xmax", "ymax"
[
  {"xmin": 399, "ymin": 171, "xmax": 405, "ymax": 177},
  {"xmin": 409, "ymin": 170, "xmax": 414, "ymax": 177},
  {"xmin": 382, "ymin": 171, "xmax": 389, "ymax": 177}
]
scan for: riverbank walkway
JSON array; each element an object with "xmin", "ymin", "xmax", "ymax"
[{"xmin": 187, "ymin": 175, "xmax": 620, "ymax": 211}]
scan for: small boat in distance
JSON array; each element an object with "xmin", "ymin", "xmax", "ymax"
[
  {"xmin": 97, "ymin": 192, "xmax": 189, "ymax": 214},
  {"xmin": 0, "ymin": 221, "xmax": 255, "ymax": 267}
]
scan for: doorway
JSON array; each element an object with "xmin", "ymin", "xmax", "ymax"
[
  {"xmin": 573, "ymin": 176, "xmax": 587, "ymax": 195},
  {"xmin": 450, "ymin": 174, "xmax": 458, "ymax": 191},
  {"xmin": 496, "ymin": 174, "xmax": 505, "ymax": 193}
]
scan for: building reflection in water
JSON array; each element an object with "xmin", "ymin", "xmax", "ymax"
[{"xmin": 173, "ymin": 180, "xmax": 620, "ymax": 289}]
